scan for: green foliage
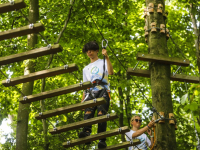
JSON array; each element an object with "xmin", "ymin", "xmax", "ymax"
[{"xmin": 0, "ymin": 0, "xmax": 200, "ymax": 150}]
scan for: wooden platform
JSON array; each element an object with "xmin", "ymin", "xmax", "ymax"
[
  {"xmin": 137, "ymin": 53, "xmax": 190, "ymax": 66},
  {"xmin": 0, "ymin": 44, "xmax": 62, "ymax": 65},
  {"xmin": 19, "ymin": 81, "xmax": 93, "ymax": 104},
  {"xmin": 0, "ymin": 0, "xmax": 26, "ymax": 14},
  {"xmin": 49, "ymin": 113, "xmax": 118, "ymax": 135},
  {"xmin": 2, "ymin": 63, "xmax": 77, "ymax": 87},
  {"xmin": 0, "ymin": 22, "xmax": 45, "ymax": 41},
  {"xmin": 62, "ymin": 126, "xmax": 129, "ymax": 148},
  {"xmin": 36, "ymin": 97, "xmax": 106, "ymax": 120},
  {"xmin": 127, "ymin": 68, "xmax": 200, "ymax": 83},
  {"xmin": 94, "ymin": 140, "xmax": 141, "ymax": 150}
]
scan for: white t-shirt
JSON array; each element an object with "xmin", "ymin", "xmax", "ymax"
[
  {"xmin": 125, "ymin": 130, "xmax": 151, "ymax": 150},
  {"xmin": 83, "ymin": 59, "xmax": 110, "ymax": 91}
]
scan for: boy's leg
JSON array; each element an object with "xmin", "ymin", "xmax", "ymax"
[
  {"xmin": 82, "ymin": 106, "xmax": 96, "ymax": 133},
  {"xmin": 79, "ymin": 93, "xmax": 96, "ymax": 138},
  {"xmin": 97, "ymin": 90, "xmax": 110, "ymax": 142}
]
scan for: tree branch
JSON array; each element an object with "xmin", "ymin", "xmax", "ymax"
[
  {"xmin": 190, "ymin": 3, "xmax": 198, "ymax": 36},
  {"xmin": 44, "ymin": 0, "xmax": 75, "ymax": 69}
]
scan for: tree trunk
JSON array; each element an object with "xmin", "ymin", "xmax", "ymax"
[
  {"xmin": 16, "ymin": 1, "xmax": 38, "ymax": 150},
  {"xmin": 40, "ymin": 79, "xmax": 49, "ymax": 150},
  {"xmin": 125, "ymin": 74, "xmax": 131, "ymax": 128},
  {"xmin": 145, "ymin": 0, "xmax": 176, "ymax": 149},
  {"xmin": 118, "ymin": 86, "xmax": 126, "ymax": 143}
]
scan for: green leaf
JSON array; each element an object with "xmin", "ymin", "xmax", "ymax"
[{"xmin": 180, "ymin": 93, "xmax": 188, "ymax": 105}]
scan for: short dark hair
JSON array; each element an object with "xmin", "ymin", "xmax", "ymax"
[{"xmin": 82, "ymin": 41, "xmax": 99, "ymax": 53}]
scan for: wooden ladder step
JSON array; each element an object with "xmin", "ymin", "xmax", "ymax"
[
  {"xmin": 94, "ymin": 140, "xmax": 141, "ymax": 150},
  {"xmin": 0, "ymin": 0, "xmax": 26, "ymax": 14},
  {"xmin": 137, "ymin": 52, "xmax": 190, "ymax": 66},
  {"xmin": 62, "ymin": 126, "xmax": 129, "ymax": 148},
  {"xmin": 2, "ymin": 63, "xmax": 77, "ymax": 87},
  {"xmin": 127, "ymin": 68, "xmax": 199, "ymax": 83},
  {"xmin": 0, "ymin": 22, "xmax": 45, "ymax": 41},
  {"xmin": 49, "ymin": 113, "xmax": 118, "ymax": 135},
  {"xmin": 0, "ymin": 44, "xmax": 62, "ymax": 65},
  {"xmin": 19, "ymin": 81, "xmax": 93, "ymax": 104},
  {"xmin": 36, "ymin": 97, "xmax": 106, "ymax": 120}
]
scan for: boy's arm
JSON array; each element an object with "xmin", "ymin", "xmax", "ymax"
[
  {"xmin": 102, "ymin": 49, "xmax": 114, "ymax": 75},
  {"xmin": 106, "ymin": 56, "xmax": 114, "ymax": 75}
]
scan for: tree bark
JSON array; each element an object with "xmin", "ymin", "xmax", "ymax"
[
  {"xmin": 118, "ymin": 86, "xmax": 126, "ymax": 143},
  {"xmin": 16, "ymin": 0, "xmax": 38, "ymax": 150},
  {"xmin": 145, "ymin": 0, "xmax": 176, "ymax": 149}
]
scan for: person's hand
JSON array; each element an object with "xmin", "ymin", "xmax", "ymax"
[
  {"xmin": 102, "ymin": 49, "xmax": 108, "ymax": 57},
  {"xmin": 147, "ymin": 129, "xmax": 152, "ymax": 136},
  {"xmin": 148, "ymin": 120, "xmax": 155, "ymax": 128}
]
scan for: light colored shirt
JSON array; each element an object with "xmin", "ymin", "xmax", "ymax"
[
  {"xmin": 83, "ymin": 59, "xmax": 110, "ymax": 91},
  {"xmin": 125, "ymin": 130, "xmax": 151, "ymax": 150}
]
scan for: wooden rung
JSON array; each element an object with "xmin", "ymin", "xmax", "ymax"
[
  {"xmin": 19, "ymin": 81, "xmax": 93, "ymax": 104},
  {"xmin": 94, "ymin": 140, "xmax": 141, "ymax": 150},
  {"xmin": 2, "ymin": 63, "xmax": 77, "ymax": 87},
  {"xmin": 0, "ymin": 44, "xmax": 62, "ymax": 66},
  {"xmin": 49, "ymin": 112, "xmax": 118, "ymax": 135},
  {"xmin": 36, "ymin": 97, "xmax": 107, "ymax": 120},
  {"xmin": 0, "ymin": 0, "xmax": 26, "ymax": 14},
  {"xmin": 0, "ymin": 22, "xmax": 45, "ymax": 41},
  {"xmin": 62, "ymin": 126, "xmax": 129, "ymax": 148},
  {"xmin": 171, "ymin": 74, "xmax": 199, "ymax": 83},
  {"xmin": 137, "ymin": 53, "xmax": 190, "ymax": 66},
  {"xmin": 127, "ymin": 68, "xmax": 200, "ymax": 84},
  {"xmin": 127, "ymin": 68, "xmax": 150, "ymax": 78}
]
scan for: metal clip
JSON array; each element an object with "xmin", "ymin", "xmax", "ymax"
[
  {"xmin": 64, "ymin": 65, "xmax": 68, "ymax": 69},
  {"xmin": 47, "ymin": 44, "xmax": 51, "ymax": 49},
  {"xmin": 79, "ymin": 81, "xmax": 83, "ymax": 87},
  {"xmin": 106, "ymin": 114, "xmax": 110, "ymax": 118},
  {"xmin": 102, "ymin": 39, "xmax": 108, "ymax": 49},
  {"xmin": 10, "ymin": 1, "xmax": 14, "ymax": 5},
  {"xmin": 6, "ymin": 79, "xmax": 11, "ymax": 83},
  {"xmin": 39, "ymin": 112, "xmax": 43, "ymax": 116},
  {"xmin": 67, "ymin": 141, "xmax": 70, "ymax": 145},
  {"xmin": 130, "ymin": 140, "xmax": 134, "ymax": 144},
  {"xmin": 173, "ymin": 66, "xmax": 181, "ymax": 76},
  {"xmin": 93, "ymin": 98, "xmax": 97, "ymax": 103},
  {"xmin": 53, "ymin": 127, "xmax": 57, "ymax": 131},
  {"xmin": 23, "ymin": 96, "xmax": 28, "ymax": 101},
  {"xmin": 133, "ymin": 61, "xmax": 140, "ymax": 70},
  {"xmin": 118, "ymin": 128, "xmax": 122, "ymax": 133},
  {"xmin": 29, "ymin": 23, "xmax": 34, "ymax": 29}
]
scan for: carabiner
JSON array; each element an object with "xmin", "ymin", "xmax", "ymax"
[{"xmin": 102, "ymin": 39, "xmax": 108, "ymax": 49}]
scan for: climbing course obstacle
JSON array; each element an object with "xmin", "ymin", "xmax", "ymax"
[{"xmin": 0, "ymin": 1, "xmax": 141, "ymax": 149}]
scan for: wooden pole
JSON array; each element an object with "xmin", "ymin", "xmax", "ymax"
[{"xmin": 145, "ymin": 0, "xmax": 176, "ymax": 149}]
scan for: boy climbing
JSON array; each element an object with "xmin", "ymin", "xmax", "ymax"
[{"xmin": 79, "ymin": 41, "xmax": 114, "ymax": 149}]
